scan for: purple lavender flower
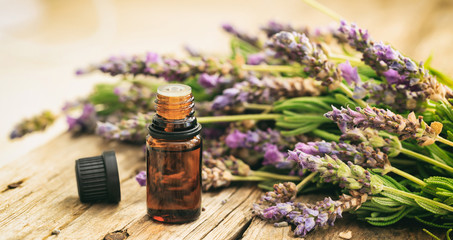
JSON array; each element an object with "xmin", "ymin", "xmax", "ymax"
[
  {"xmin": 325, "ymin": 106, "xmax": 443, "ymax": 146},
  {"xmin": 211, "ymin": 75, "xmax": 323, "ymax": 110},
  {"xmin": 295, "ymin": 140, "xmax": 390, "ymax": 169},
  {"xmin": 77, "ymin": 54, "xmax": 243, "ymax": 91},
  {"xmin": 198, "ymin": 73, "xmax": 223, "ymax": 88},
  {"xmin": 247, "ymin": 53, "xmax": 266, "ymax": 65},
  {"xmin": 337, "ymin": 20, "xmax": 447, "ymax": 111},
  {"xmin": 338, "ymin": 61, "xmax": 359, "ymax": 85},
  {"xmin": 263, "ymin": 144, "xmax": 286, "ymax": 165},
  {"xmin": 135, "ymin": 171, "xmax": 146, "ymax": 186},
  {"xmin": 96, "ymin": 112, "xmax": 153, "ymax": 143},
  {"xmin": 9, "ymin": 110, "xmax": 57, "ymax": 139},
  {"xmin": 225, "ymin": 130, "xmax": 247, "ymax": 148},
  {"xmin": 225, "ymin": 128, "xmax": 317, "ymax": 168},
  {"xmin": 287, "ymin": 151, "xmax": 384, "ymax": 194},
  {"xmin": 222, "ymin": 23, "xmax": 260, "ymax": 48},
  {"xmin": 382, "ymin": 69, "xmax": 401, "ymax": 85},
  {"xmin": 63, "ymin": 101, "xmax": 97, "ymax": 133},
  {"xmin": 266, "ymin": 31, "xmax": 341, "ymax": 87},
  {"xmin": 261, "ymin": 21, "xmax": 309, "ymax": 38},
  {"xmin": 113, "ymin": 83, "xmax": 155, "ymax": 113},
  {"xmin": 254, "ymin": 191, "xmax": 368, "ymax": 237}
]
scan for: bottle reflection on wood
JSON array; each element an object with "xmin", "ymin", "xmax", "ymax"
[{"xmin": 146, "ymin": 84, "xmax": 202, "ymax": 223}]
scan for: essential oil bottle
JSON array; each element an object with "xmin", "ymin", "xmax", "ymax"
[{"xmin": 146, "ymin": 84, "xmax": 202, "ymax": 223}]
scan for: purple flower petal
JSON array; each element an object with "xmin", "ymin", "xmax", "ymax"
[{"xmin": 338, "ymin": 61, "xmax": 360, "ymax": 85}]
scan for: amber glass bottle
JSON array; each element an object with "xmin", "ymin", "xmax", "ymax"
[{"xmin": 146, "ymin": 84, "xmax": 202, "ymax": 223}]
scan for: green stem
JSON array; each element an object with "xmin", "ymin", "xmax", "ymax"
[
  {"xmin": 252, "ymin": 171, "xmax": 302, "ymax": 181},
  {"xmin": 382, "ymin": 186, "xmax": 453, "ymax": 212},
  {"xmin": 389, "ymin": 159, "xmax": 416, "ymax": 166},
  {"xmin": 338, "ymin": 83, "xmax": 367, "ymax": 108},
  {"xmin": 389, "ymin": 166, "xmax": 426, "ymax": 187},
  {"xmin": 329, "ymin": 53, "xmax": 362, "ymax": 65},
  {"xmin": 400, "ymin": 147, "xmax": 453, "ymax": 173},
  {"xmin": 198, "ymin": 114, "xmax": 281, "ymax": 124},
  {"xmin": 301, "ymin": 0, "xmax": 343, "ymax": 21},
  {"xmin": 241, "ymin": 64, "xmax": 300, "ymax": 73},
  {"xmin": 296, "ymin": 172, "xmax": 317, "ymax": 191},
  {"xmin": 243, "ymin": 103, "xmax": 273, "ymax": 111},
  {"xmin": 232, "ymin": 175, "xmax": 267, "ymax": 181},
  {"xmin": 437, "ymin": 136, "xmax": 453, "ymax": 148},
  {"xmin": 311, "ymin": 129, "xmax": 340, "ymax": 142}
]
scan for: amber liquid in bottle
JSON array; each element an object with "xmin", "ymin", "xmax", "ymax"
[{"xmin": 146, "ymin": 84, "xmax": 202, "ymax": 223}]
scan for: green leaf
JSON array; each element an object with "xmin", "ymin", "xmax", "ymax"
[
  {"xmin": 444, "ymin": 196, "xmax": 453, "ymax": 205},
  {"xmin": 415, "ymin": 198, "xmax": 449, "ymax": 215},
  {"xmin": 88, "ymin": 83, "xmax": 122, "ymax": 116},
  {"xmin": 366, "ymin": 207, "xmax": 412, "ymax": 226},
  {"xmin": 415, "ymin": 216, "xmax": 453, "ymax": 229},
  {"xmin": 334, "ymin": 93, "xmax": 357, "ymax": 108},
  {"xmin": 426, "ymin": 144, "xmax": 452, "ymax": 166},
  {"xmin": 371, "ymin": 197, "xmax": 401, "ymax": 207},
  {"xmin": 425, "ymin": 176, "xmax": 453, "ymax": 192},
  {"xmin": 280, "ymin": 123, "xmax": 321, "ymax": 136},
  {"xmin": 380, "ymin": 191, "xmax": 418, "ymax": 207},
  {"xmin": 357, "ymin": 65, "xmax": 378, "ymax": 79}
]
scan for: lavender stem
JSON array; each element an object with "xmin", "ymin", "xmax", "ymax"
[
  {"xmin": 243, "ymin": 103, "xmax": 274, "ymax": 111},
  {"xmin": 296, "ymin": 172, "xmax": 318, "ymax": 191},
  {"xmin": 311, "ymin": 129, "xmax": 340, "ymax": 142},
  {"xmin": 388, "ymin": 166, "xmax": 426, "ymax": 187},
  {"xmin": 329, "ymin": 54, "xmax": 362, "ymax": 65},
  {"xmin": 232, "ymin": 176, "xmax": 268, "ymax": 181},
  {"xmin": 338, "ymin": 83, "xmax": 367, "ymax": 107},
  {"xmin": 252, "ymin": 171, "xmax": 302, "ymax": 181},
  {"xmin": 197, "ymin": 114, "xmax": 282, "ymax": 124},
  {"xmin": 399, "ymin": 148, "xmax": 453, "ymax": 173},
  {"xmin": 301, "ymin": 0, "xmax": 343, "ymax": 21},
  {"xmin": 241, "ymin": 64, "xmax": 300, "ymax": 73},
  {"xmin": 436, "ymin": 136, "xmax": 453, "ymax": 148}
]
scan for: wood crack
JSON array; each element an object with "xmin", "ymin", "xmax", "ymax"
[{"xmin": 200, "ymin": 187, "xmax": 257, "ymax": 240}]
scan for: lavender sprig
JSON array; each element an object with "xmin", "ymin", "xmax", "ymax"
[
  {"xmin": 62, "ymin": 101, "xmax": 97, "ymax": 133},
  {"xmin": 295, "ymin": 140, "xmax": 390, "ymax": 169},
  {"xmin": 325, "ymin": 105, "xmax": 443, "ymax": 146},
  {"xmin": 261, "ymin": 21, "xmax": 309, "ymax": 38},
  {"xmin": 211, "ymin": 75, "xmax": 323, "ymax": 110},
  {"xmin": 9, "ymin": 110, "xmax": 57, "ymax": 139},
  {"xmin": 337, "ymin": 20, "xmax": 448, "ymax": 110},
  {"xmin": 222, "ymin": 23, "xmax": 261, "ymax": 49},
  {"xmin": 266, "ymin": 31, "xmax": 342, "ymax": 87},
  {"xmin": 254, "ymin": 190, "xmax": 368, "ymax": 237},
  {"xmin": 77, "ymin": 53, "xmax": 242, "ymax": 91},
  {"xmin": 287, "ymin": 151, "xmax": 383, "ymax": 194},
  {"xmin": 113, "ymin": 83, "xmax": 155, "ymax": 113},
  {"xmin": 224, "ymin": 128, "xmax": 315, "ymax": 167},
  {"xmin": 96, "ymin": 112, "xmax": 153, "ymax": 143}
]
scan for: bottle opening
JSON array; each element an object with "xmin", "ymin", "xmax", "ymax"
[{"xmin": 157, "ymin": 84, "xmax": 192, "ymax": 97}]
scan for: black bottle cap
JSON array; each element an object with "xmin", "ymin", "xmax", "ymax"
[
  {"xmin": 75, "ymin": 151, "xmax": 121, "ymax": 203},
  {"xmin": 148, "ymin": 122, "xmax": 202, "ymax": 140}
]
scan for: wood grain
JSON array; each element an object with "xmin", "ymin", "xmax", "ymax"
[{"xmin": 0, "ymin": 133, "xmax": 446, "ymax": 239}]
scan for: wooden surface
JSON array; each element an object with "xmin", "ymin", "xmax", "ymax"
[{"xmin": 0, "ymin": 133, "xmax": 444, "ymax": 239}]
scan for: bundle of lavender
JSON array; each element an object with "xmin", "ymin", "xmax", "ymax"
[{"xmin": 10, "ymin": 0, "xmax": 453, "ymax": 237}]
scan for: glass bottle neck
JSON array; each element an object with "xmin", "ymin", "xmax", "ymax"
[
  {"xmin": 155, "ymin": 93, "xmax": 194, "ymax": 120},
  {"xmin": 152, "ymin": 93, "xmax": 197, "ymax": 133}
]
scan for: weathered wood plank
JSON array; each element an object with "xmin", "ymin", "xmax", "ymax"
[
  {"xmin": 124, "ymin": 184, "xmax": 261, "ymax": 240},
  {"xmin": 0, "ymin": 133, "xmax": 145, "ymax": 240},
  {"xmin": 0, "ymin": 133, "xmax": 447, "ymax": 240}
]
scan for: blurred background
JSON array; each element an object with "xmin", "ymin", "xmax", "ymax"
[{"xmin": 1, "ymin": 0, "xmax": 453, "ymax": 144}]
